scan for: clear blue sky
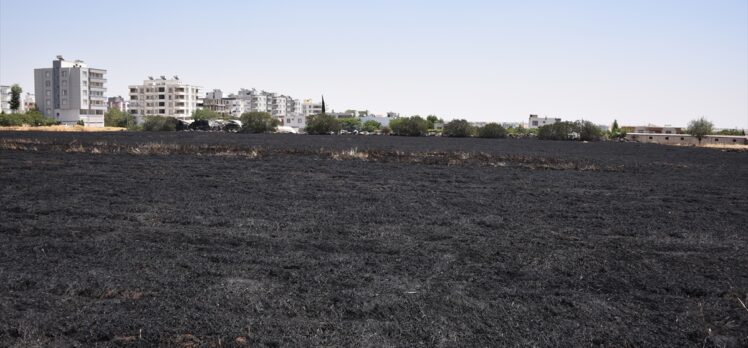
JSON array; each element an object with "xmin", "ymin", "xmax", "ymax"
[{"xmin": 1, "ymin": 0, "xmax": 746, "ymax": 128}]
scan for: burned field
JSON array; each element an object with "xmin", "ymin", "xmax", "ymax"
[{"xmin": 1, "ymin": 133, "xmax": 747, "ymax": 347}]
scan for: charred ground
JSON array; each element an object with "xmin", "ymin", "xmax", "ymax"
[{"xmin": 1, "ymin": 132, "xmax": 747, "ymax": 347}]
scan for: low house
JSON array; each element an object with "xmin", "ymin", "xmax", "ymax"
[
  {"xmin": 528, "ymin": 114, "xmax": 561, "ymax": 129},
  {"xmin": 626, "ymin": 133, "xmax": 748, "ymax": 146}
]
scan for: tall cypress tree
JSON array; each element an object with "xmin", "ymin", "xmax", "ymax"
[
  {"xmin": 9, "ymin": 84, "xmax": 22, "ymax": 113},
  {"xmin": 321, "ymin": 95, "xmax": 326, "ymax": 114}
]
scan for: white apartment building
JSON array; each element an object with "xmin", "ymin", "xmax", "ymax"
[
  {"xmin": 0, "ymin": 85, "xmax": 11, "ymax": 113},
  {"xmin": 23, "ymin": 92, "xmax": 35, "ymax": 112},
  {"xmin": 528, "ymin": 114, "xmax": 561, "ymax": 128},
  {"xmin": 128, "ymin": 76, "xmax": 201, "ymax": 122},
  {"xmin": 300, "ymin": 99, "xmax": 324, "ymax": 117},
  {"xmin": 34, "ymin": 56, "xmax": 107, "ymax": 126}
]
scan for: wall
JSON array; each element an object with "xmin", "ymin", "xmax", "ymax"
[{"xmin": 627, "ymin": 133, "xmax": 748, "ymax": 146}]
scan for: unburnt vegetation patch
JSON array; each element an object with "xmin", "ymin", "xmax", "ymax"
[{"xmin": 1, "ymin": 136, "xmax": 617, "ymax": 171}]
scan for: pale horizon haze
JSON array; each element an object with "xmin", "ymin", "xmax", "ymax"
[{"xmin": 1, "ymin": 0, "xmax": 746, "ymax": 128}]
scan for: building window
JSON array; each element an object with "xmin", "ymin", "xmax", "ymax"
[
  {"xmin": 159, "ymin": 102, "xmax": 165, "ymax": 106},
  {"xmin": 45, "ymin": 80, "xmax": 51, "ymax": 87},
  {"xmin": 159, "ymin": 95, "xmax": 165, "ymax": 100},
  {"xmin": 715, "ymin": 138, "xmax": 719, "ymax": 142},
  {"xmin": 61, "ymin": 71, "xmax": 67, "ymax": 77},
  {"xmin": 62, "ymin": 90, "xmax": 68, "ymax": 96},
  {"xmin": 82, "ymin": 71, "xmax": 88, "ymax": 77},
  {"xmin": 159, "ymin": 109, "xmax": 165, "ymax": 114},
  {"xmin": 46, "ymin": 90, "xmax": 51, "ymax": 96},
  {"xmin": 680, "ymin": 137, "xmax": 685, "ymax": 141},
  {"xmin": 82, "ymin": 90, "xmax": 87, "ymax": 96},
  {"xmin": 82, "ymin": 81, "xmax": 87, "ymax": 86},
  {"xmin": 158, "ymin": 87, "xmax": 165, "ymax": 92},
  {"xmin": 649, "ymin": 136, "xmax": 653, "ymax": 140},
  {"xmin": 665, "ymin": 137, "xmax": 669, "ymax": 140},
  {"xmin": 45, "ymin": 71, "xmax": 50, "ymax": 78},
  {"xmin": 61, "ymin": 79, "xmax": 67, "ymax": 85},
  {"xmin": 532, "ymin": 121, "xmax": 538, "ymax": 126},
  {"xmin": 61, "ymin": 99, "xmax": 67, "ymax": 106}
]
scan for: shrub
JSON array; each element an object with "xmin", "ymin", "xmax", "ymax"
[
  {"xmin": 537, "ymin": 120, "xmax": 602, "ymax": 141},
  {"xmin": 380, "ymin": 126, "xmax": 391, "ymax": 135},
  {"xmin": 443, "ymin": 119, "xmax": 474, "ymax": 137},
  {"xmin": 338, "ymin": 117, "xmax": 362, "ymax": 132},
  {"xmin": 76, "ymin": 119, "xmax": 85, "ymax": 126},
  {"xmin": 477, "ymin": 123, "xmax": 507, "ymax": 138},
  {"xmin": 192, "ymin": 109, "xmax": 222, "ymax": 121},
  {"xmin": 305, "ymin": 114, "xmax": 341, "ymax": 134},
  {"xmin": 142, "ymin": 116, "xmax": 180, "ymax": 131},
  {"xmin": 389, "ymin": 116, "xmax": 429, "ymax": 136},
  {"xmin": 537, "ymin": 121, "xmax": 577, "ymax": 140},
  {"xmin": 105, "ymin": 109, "xmax": 137, "ymax": 128},
  {"xmin": 0, "ymin": 111, "xmax": 58, "ymax": 127},
  {"xmin": 239, "ymin": 112, "xmax": 278, "ymax": 133},
  {"xmin": 577, "ymin": 120, "xmax": 602, "ymax": 141},
  {"xmin": 362, "ymin": 120, "xmax": 381, "ymax": 132}
]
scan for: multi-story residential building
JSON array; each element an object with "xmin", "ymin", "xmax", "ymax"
[
  {"xmin": 107, "ymin": 96, "xmax": 128, "ymax": 112},
  {"xmin": 23, "ymin": 93, "xmax": 35, "ymax": 112},
  {"xmin": 34, "ymin": 56, "xmax": 107, "ymax": 126},
  {"xmin": 128, "ymin": 76, "xmax": 201, "ymax": 122},
  {"xmin": 300, "ymin": 99, "xmax": 324, "ymax": 117},
  {"xmin": 0, "ymin": 85, "xmax": 11, "ymax": 113},
  {"xmin": 528, "ymin": 114, "xmax": 561, "ymax": 128}
]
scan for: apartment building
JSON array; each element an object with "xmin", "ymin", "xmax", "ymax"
[
  {"xmin": 107, "ymin": 96, "xmax": 128, "ymax": 112},
  {"xmin": 0, "ymin": 85, "xmax": 11, "ymax": 113},
  {"xmin": 128, "ymin": 76, "xmax": 201, "ymax": 122},
  {"xmin": 23, "ymin": 93, "xmax": 35, "ymax": 112},
  {"xmin": 33, "ymin": 56, "xmax": 107, "ymax": 126},
  {"xmin": 528, "ymin": 114, "xmax": 561, "ymax": 128},
  {"xmin": 300, "ymin": 99, "xmax": 324, "ymax": 117}
]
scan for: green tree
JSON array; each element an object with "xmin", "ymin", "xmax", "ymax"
[
  {"xmin": 362, "ymin": 120, "xmax": 381, "ymax": 132},
  {"xmin": 477, "ymin": 123, "xmax": 507, "ymax": 138},
  {"xmin": 338, "ymin": 117, "xmax": 362, "ymax": 132},
  {"xmin": 76, "ymin": 119, "xmax": 85, "ymax": 126},
  {"xmin": 715, "ymin": 129, "xmax": 745, "ymax": 136},
  {"xmin": 9, "ymin": 84, "xmax": 22, "ymax": 113},
  {"xmin": 305, "ymin": 113, "xmax": 341, "ymax": 134},
  {"xmin": 380, "ymin": 126, "xmax": 391, "ymax": 135},
  {"xmin": 426, "ymin": 115, "xmax": 440, "ymax": 129},
  {"xmin": 105, "ymin": 108, "xmax": 136, "ymax": 128},
  {"xmin": 239, "ymin": 112, "xmax": 279, "ymax": 133},
  {"xmin": 686, "ymin": 117, "xmax": 714, "ymax": 142},
  {"xmin": 537, "ymin": 121, "xmax": 576, "ymax": 140},
  {"xmin": 611, "ymin": 119, "xmax": 620, "ymax": 133},
  {"xmin": 142, "ymin": 116, "xmax": 180, "ymax": 131},
  {"xmin": 442, "ymin": 119, "xmax": 474, "ymax": 137},
  {"xmin": 576, "ymin": 120, "xmax": 602, "ymax": 141},
  {"xmin": 192, "ymin": 109, "xmax": 222, "ymax": 121},
  {"xmin": 389, "ymin": 116, "xmax": 429, "ymax": 136}
]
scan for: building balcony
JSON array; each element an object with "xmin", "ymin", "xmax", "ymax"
[{"xmin": 89, "ymin": 77, "xmax": 107, "ymax": 83}]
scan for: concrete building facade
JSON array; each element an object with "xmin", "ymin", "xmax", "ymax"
[
  {"xmin": 528, "ymin": 114, "xmax": 561, "ymax": 129},
  {"xmin": 128, "ymin": 76, "xmax": 201, "ymax": 122},
  {"xmin": 34, "ymin": 56, "xmax": 107, "ymax": 126},
  {"xmin": 107, "ymin": 96, "xmax": 128, "ymax": 112},
  {"xmin": 626, "ymin": 133, "xmax": 748, "ymax": 146},
  {"xmin": 0, "ymin": 85, "xmax": 11, "ymax": 113}
]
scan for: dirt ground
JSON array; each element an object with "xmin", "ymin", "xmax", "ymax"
[{"xmin": 1, "ymin": 132, "xmax": 746, "ymax": 347}]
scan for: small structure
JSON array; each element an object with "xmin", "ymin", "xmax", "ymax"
[{"xmin": 528, "ymin": 114, "xmax": 561, "ymax": 128}]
